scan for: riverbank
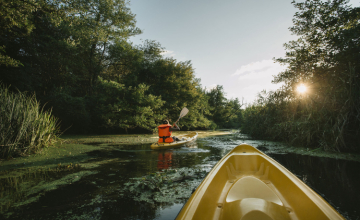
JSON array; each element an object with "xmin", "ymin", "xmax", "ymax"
[
  {"xmin": 258, "ymin": 143, "xmax": 360, "ymax": 162},
  {"xmin": 233, "ymin": 132, "xmax": 360, "ymax": 162},
  {"xmin": 0, "ymin": 131, "xmax": 230, "ymax": 172}
]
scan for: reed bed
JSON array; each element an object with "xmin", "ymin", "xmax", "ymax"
[{"xmin": 0, "ymin": 85, "xmax": 59, "ymax": 158}]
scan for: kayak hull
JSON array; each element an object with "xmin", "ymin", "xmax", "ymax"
[
  {"xmin": 176, "ymin": 144, "xmax": 345, "ymax": 220},
  {"xmin": 151, "ymin": 132, "xmax": 198, "ymax": 150}
]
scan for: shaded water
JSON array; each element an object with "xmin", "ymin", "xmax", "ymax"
[
  {"xmin": 261, "ymin": 150, "xmax": 360, "ymax": 220},
  {"xmin": 1, "ymin": 135, "xmax": 360, "ymax": 220}
]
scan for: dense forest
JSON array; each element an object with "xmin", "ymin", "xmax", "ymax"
[
  {"xmin": 242, "ymin": 0, "xmax": 360, "ymax": 152},
  {"xmin": 0, "ymin": 0, "xmax": 242, "ymax": 137},
  {"xmin": 1, "ymin": 0, "xmax": 359, "ymax": 157}
]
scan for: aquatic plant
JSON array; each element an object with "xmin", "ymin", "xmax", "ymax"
[
  {"xmin": 0, "ymin": 85, "xmax": 60, "ymax": 158},
  {"xmin": 0, "ymin": 168, "xmax": 97, "ymax": 217},
  {"xmin": 121, "ymin": 168, "xmax": 208, "ymax": 204},
  {"xmin": 56, "ymin": 163, "xmax": 81, "ymax": 171}
]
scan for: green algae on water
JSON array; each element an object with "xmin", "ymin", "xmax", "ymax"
[
  {"xmin": 120, "ymin": 167, "xmax": 208, "ymax": 204},
  {"xmin": 1, "ymin": 170, "xmax": 98, "ymax": 211}
]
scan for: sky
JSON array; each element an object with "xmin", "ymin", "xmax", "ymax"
[{"xmin": 128, "ymin": 0, "xmax": 360, "ymax": 104}]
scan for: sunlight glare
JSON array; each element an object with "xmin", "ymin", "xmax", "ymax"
[{"xmin": 297, "ymin": 84, "xmax": 307, "ymax": 94}]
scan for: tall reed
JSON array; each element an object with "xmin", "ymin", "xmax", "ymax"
[{"xmin": 0, "ymin": 85, "xmax": 60, "ymax": 158}]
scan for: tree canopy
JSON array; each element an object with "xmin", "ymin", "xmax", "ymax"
[{"xmin": 0, "ymin": 0, "xmax": 242, "ymax": 134}]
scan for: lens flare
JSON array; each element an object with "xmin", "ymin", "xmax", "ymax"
[{"xmin": 297, "ymin": 84, "xmax": 307, "ymax": 94}]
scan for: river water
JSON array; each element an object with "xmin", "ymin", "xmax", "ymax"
[{"xmin": 1, "ymin": 134, "xmax": 360, "ymax": 220}]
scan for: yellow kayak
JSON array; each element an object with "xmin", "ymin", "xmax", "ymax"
[
  {"xmin": 151, "ymin": 132, "xmax": 198, "ymax": 150},
  {"xmin": 176, "ymin": 144, "xmax": 345, "ymax": 220}
]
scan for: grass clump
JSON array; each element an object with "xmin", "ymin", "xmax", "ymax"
[{"xmin": 0, "ymin": 85, "xmax": 60, "ymax": 158}]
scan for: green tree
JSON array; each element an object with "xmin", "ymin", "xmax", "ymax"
[
  {"xmin": 274, "ymin": 0, "xmax": 360, "ymax": 94},
  {"xmin": 119, "ymin": 52, "xmax": 212, "ymax": 129},
  {"xmin": 63, "ymin": 0, "xmax": 142, "ymax": 93},
  {"xmin": 223, "ymin": 98, "xmax": 243, "ymax": 128},
  {"xmin": 0, "ymin": 0, "xmax": 142, "ymax": 93},
  {"xmin": 274, "ymin": 0, "xmax": 360, "ymax": 151},
  {"xmin": 206, "ymin": 85, "xmax": 226, "ymax": 125},
  {"xmin": 205, "ymin": 85, "xmax": 242, "ymax": 128},
  {"xmin": 90, "ymin": 77, "xmax": 165, "ymax": 133},
  {"xmin": 46, "ymin": 87, "xmax": 91, "ymax": 133},
  {"xmin": 0, "ymin": 0, "xmax": 79, "ymax": 93},
  {"xmin": 0, "ymin": 0, "xmax": 39, "ymax": 67},
  {"xmin": 242, "ymin": 0, "xmax": 360, "ymax": 151}
]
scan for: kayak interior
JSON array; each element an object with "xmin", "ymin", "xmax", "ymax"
[{"xmin": 176, "ymin": 144, "xmax": 344, "ymax": 220}]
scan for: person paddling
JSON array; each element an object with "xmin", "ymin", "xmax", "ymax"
[{"xmin": 158, "ymin": 120, "xmax": 180, "ymax": 143}]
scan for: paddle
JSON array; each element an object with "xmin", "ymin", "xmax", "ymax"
[{"xmin": 175, "ymin": 107, "xmax": 189, "ymax": 123}]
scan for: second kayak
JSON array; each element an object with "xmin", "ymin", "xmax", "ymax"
[{"xmin": 151, "ymin": 132, "xmax": 198, "ymax": 150}]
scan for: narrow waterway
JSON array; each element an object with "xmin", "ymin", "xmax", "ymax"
[{"xmin": 1, "ymin": 134, "xmax": 360, "ymax": 220}]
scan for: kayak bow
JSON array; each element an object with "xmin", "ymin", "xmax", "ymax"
[{"xmin": 176, "ymin": 144, "xmax": 345, "ymax": 220}]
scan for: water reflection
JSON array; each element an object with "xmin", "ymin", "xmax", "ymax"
[{"xmin": 157, "ymin": 152, "xmax": 173, "ymax": 170}]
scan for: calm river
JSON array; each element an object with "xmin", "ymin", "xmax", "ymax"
[{"xmin": 1, "ymin": 133, "xmax": 360, "ymax": 220}]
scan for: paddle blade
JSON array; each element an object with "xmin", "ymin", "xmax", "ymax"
[{"xmin": 179, "ymin": 107, "xmax": 189, "ymax": 118}]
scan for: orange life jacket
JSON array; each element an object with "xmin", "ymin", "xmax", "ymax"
[{"xmin": 158, "ymin": 124, "xmax": 174, "ymax": 143}]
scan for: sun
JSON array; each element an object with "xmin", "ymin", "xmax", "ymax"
[{"xmin": 297, "ymin": 84, "xmax": 307, "ymax": 94}]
